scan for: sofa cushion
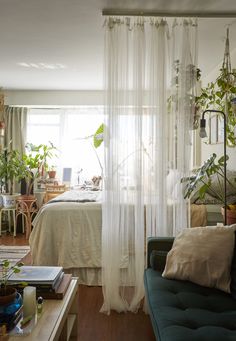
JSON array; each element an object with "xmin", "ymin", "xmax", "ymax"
[
  {"xmin": 144, "ymin": 268, "xmax": 236, "ymax": 341},
  {"xmin": 162, "ymin": 226, "xmax": 235, "ymax": 293}
]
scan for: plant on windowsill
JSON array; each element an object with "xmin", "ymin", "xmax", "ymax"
[
  {"xmin": 47, "ymin": 165, "xmax": 57, "ymax": 179},
  {"xmin": 182, "ymin": 153, "xmax": 236, "ymax": 224},
  {"xmin": 22, "ymin": 142, "xmax": 58, "ymax": 196},
  {"xmin": 77, "ymin": 124, "xmax": 104, "ymax": 186}
]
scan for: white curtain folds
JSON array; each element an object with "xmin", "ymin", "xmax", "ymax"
[
  {"xmin": 169, "ymin": 19, "xmax": 198, "ymax": 234},
  {"xmin": 101, "ymin": 17, "xmax": 198, "ymax": 314}
]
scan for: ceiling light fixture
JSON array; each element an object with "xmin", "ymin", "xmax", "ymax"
[{"xmin": 17, "ymin": 62, "xmax": 67, "ymax": 70}]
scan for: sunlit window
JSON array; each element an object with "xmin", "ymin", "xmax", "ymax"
[{"xmin": 27, "ymin": 107, "xmax": 104, "ymax": 186}]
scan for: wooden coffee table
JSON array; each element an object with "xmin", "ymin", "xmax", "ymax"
[{"xmin": 9, "ymin": 277, "xmax": 79, "ymax": 341}]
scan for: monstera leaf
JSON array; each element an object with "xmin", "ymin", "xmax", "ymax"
[
  {"xmin": 93, "ymin": 123, "xmax": 104, "ymax": 148},
  {"xmin": 182, "ymin": 153, "xmax": 229, "ymax": 202}
]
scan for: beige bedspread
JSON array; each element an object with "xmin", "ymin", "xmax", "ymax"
[
  {"xmin": 29, "ymin": 196, "xmax": 207, "ymax": 272},
  {"xmin": 30, "ymin": 201, "xmax": 102, "ymax": 269}
]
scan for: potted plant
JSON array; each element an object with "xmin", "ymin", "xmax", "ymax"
[
  {"xmin": 21, "ymin": 142, "xmax": 58, "ymax": 196},
  {"xmin": 182, "ymin": 153, "xmax": 236, "ymax": 224},
  {"xmin": 0, "ymin": 259, "xmax": 23, "ymax": 305},
  {"xmin": 196, "ymin": 68, "xmax": 236, "ymax": 146},
  {"xmin": 47, "ymin": 165, "xmax": 57, "ymax": 179},
  {"xmin": 0, "ymin": 149, "xmax": 26, "ymax": 208}
]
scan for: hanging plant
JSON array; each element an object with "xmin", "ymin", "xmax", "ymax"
[
  {"xmin": 196, "ymin": 29, "xmax": 236, "ymax": 147},
  {"xmin": 196, "ymin": 68, "xmax": 236, "ymax": 146}
]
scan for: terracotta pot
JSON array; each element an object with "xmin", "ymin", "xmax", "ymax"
[
  {"xmin": 48, "ymin": 170, "xmax": 56, "ymax": 179},
  {"xmin": 0, "ymin": 286, "xmax": 17, "ymax": 305},
  {"xmin": 221, "ymin": 207, "xmax": 236, "ymax": 225}
]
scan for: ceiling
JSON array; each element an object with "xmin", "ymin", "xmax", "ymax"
[{"xmin": 1, "ymin": 0, "xmax": 236, "ymax": 90}]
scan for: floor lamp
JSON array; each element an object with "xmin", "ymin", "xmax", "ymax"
[{"xmin": 199, "ymin": 109, "xmax": 227, "ymax": 225}]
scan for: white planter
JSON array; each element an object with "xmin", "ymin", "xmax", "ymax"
[{"xmin": 2, "ymin": 193, "xmax": 20, "ymax": 208}]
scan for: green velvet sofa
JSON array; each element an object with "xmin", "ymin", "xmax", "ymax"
[{"xmin": 144, "ymin": 237, "xmax": 236, "ymax": 341}]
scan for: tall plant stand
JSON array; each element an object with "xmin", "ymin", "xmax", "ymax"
[{"xmin": 16, "ymin": 196, "xmax": 38, "ymax": 239}]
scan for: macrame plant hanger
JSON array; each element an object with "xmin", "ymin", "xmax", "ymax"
[{"xmin": 221, "ymin": 27, "xmax": 236, "ymax": 118}]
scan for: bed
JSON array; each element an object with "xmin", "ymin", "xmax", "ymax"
[
  {"xmin": 29, "ymin": 189, "xmax": 211, "ymax": 285},
  {"xmin": 29, "ymin": 190, "xmax": 103, "ymax": 285}
]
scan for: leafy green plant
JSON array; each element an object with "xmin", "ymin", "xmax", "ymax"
[
  {"xmin": 0, "ymin": 149, "xmax": 26, "ymax": 195},
  {"xmin": 0, "ymin": 260, "xmax": 24, "ymax": 291},
  {"xmin": 23, "ymin": 142, "xmax": 58, "ymax": 195},
  {"xmin": 196, "ymin": 68, "xmax": 236, "ymax": 146},
  {"xmin": 93, "ymin": 123, "xmax": 104, "ymax": 148},
  {"xmin": 182, "ymin": 153, "xmax": 236, "ymax": 207}
]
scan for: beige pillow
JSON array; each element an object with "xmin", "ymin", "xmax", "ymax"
[{"xmin": 162, "ymin": 226, "xmax": 236, "ymax": 293}]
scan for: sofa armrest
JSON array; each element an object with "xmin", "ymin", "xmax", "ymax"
[{"xmin": 147, "ymin": 237, "xmax": 174, "ymax": 268}]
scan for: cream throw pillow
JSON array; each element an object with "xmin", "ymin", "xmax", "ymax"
[{"xmin": 162, "ymin": 226, "xmax": 236, "ymax": 293}]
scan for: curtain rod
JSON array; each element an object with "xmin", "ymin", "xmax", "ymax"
[{"xmin": 102, "ymin": 9, "xmax": 236, "ymax": 18}]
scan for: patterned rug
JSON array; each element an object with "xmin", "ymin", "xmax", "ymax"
[{"xmin": 0, "ymin": 245, "xmax": 30, "ymax": 267}]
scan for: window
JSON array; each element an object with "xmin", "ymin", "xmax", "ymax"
[{"xmin": 27, "ymin": 107, "xmax": 104, "ymax": 186}]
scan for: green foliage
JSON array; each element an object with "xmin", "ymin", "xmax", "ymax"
[
  {"xmin": 1, "ymin": 260, "xmax": 24, "ymax": 290},
  {"xmin": 0, "ymin": 142, "xmax": 58, "ymax": 196},
  {"xmin": 0, "ymin": 148, "xmax": 27, "ymax": 195},
  {"xmin": 25, "ymin": 141, "xmax": 58, "ymax": 172},
  {"xmin": 23, "ymin": 142, "xmax": 58, "ymax": 195},
  {"xmin": 196, "ymin": 68, "xmax": 236, "ymax": 146},
  {"xmin": 182, "ymin": 153, "xmax": 236, "ymax": 206},
  {"xmin": 93, "ymin": 124, "xmax": 104, "ymax": 148}
]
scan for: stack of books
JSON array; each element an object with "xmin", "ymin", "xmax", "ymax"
[{"xmin": 8, "ymin": 266, "xmax": 72, "ymax": 299}]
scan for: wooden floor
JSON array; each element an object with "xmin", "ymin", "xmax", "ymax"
[{"xmin": 0, "ymin": 232, "xmax": 156, "ymax": 341}]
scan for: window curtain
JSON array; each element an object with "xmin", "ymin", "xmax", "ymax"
[
  {"xmin": 169, "ymin": 19, "xmax": 198, "ymax": 235},
  {"xmin": 4, "ymin": 106, "xmax": 28, "ymax": 192},
  {"xmin": 101, "ymin": 17, "xmax": 198, "ymax": 314}
]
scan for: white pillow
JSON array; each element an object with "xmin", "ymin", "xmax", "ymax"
[{"xmin": 162, "ymin": 225, "xmax": 236, "ymax": 293}]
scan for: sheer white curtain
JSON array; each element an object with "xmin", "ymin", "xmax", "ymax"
[
  {"xmin": 101, "ymin": 17, "xmax": 198, "ymax": 314},
  {"xmin": 169, "ymin": 19, "xmax": 198, "ymax": 235}
]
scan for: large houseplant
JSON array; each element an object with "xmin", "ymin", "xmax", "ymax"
[
  {"xmin": 182, "ymin": 153, "xmax": 236, "ymax": 224},
  {"xmin": 0, "ymin": 148, "xmax": 26, "ymax": 207}
]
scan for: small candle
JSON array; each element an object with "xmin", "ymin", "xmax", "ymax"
[{"xmin": 23, "ymin": 286, "xmax": 36, "ymax": 317}]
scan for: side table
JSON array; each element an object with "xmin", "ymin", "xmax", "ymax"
[{"xmin": 9, "ymin": 277, "xmax": 79, "ymax": 341}]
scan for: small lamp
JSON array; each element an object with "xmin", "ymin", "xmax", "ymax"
[{"xmin": 199, "ymin": 110, "xmax": 227, "ymax": 225}]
